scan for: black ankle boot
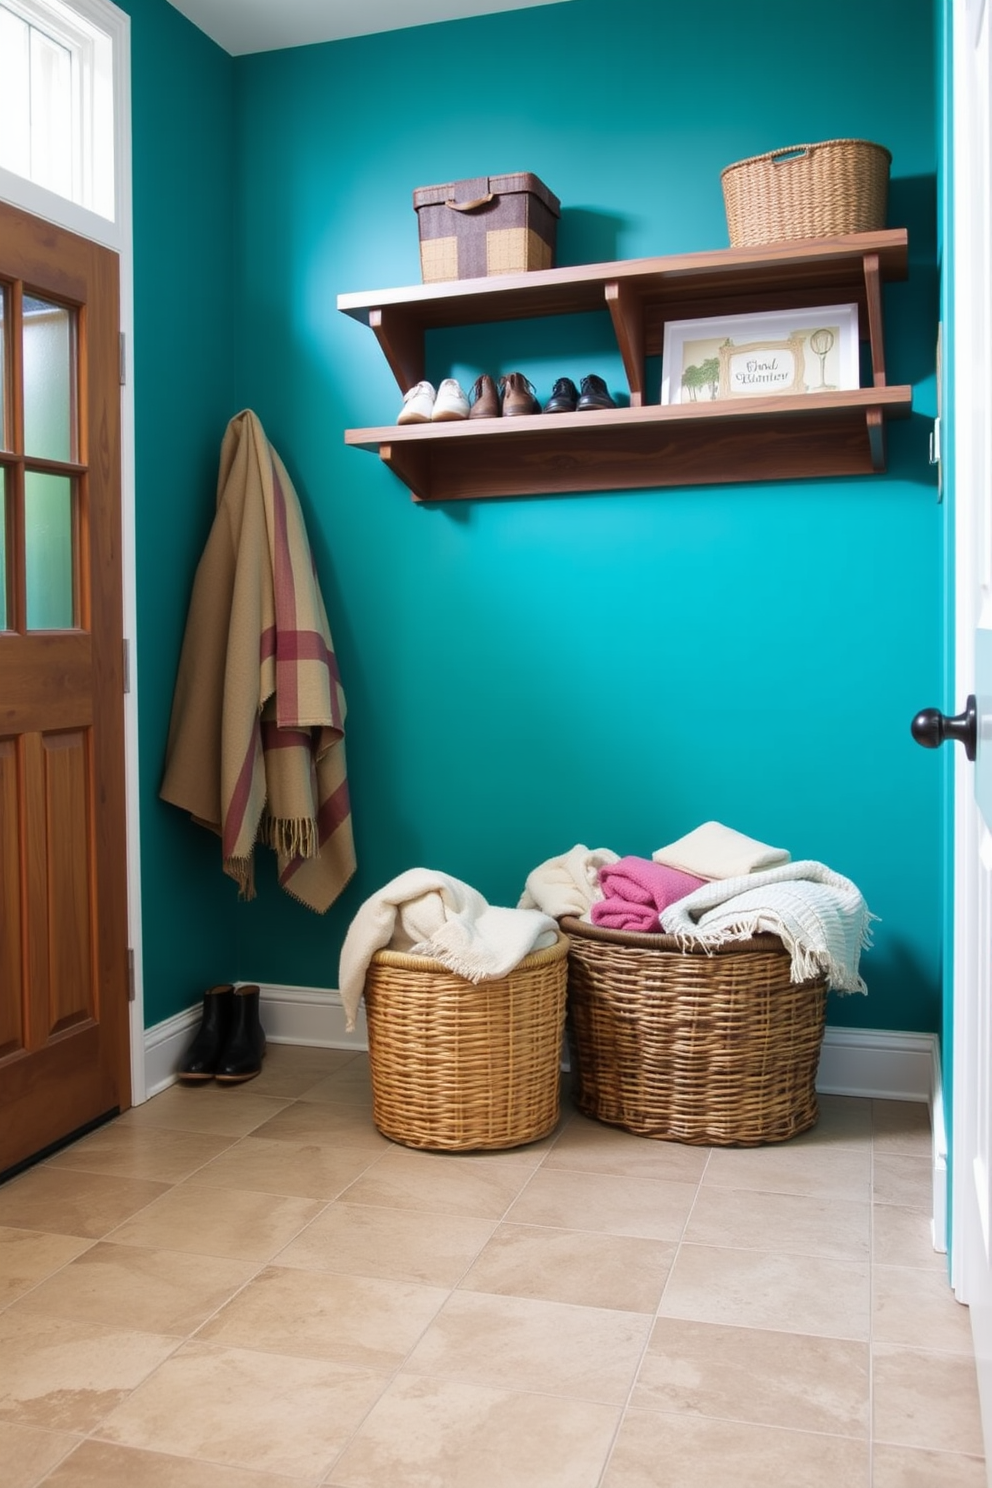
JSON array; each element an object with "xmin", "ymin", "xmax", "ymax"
[
  {"xmin": 178, "ymin": 984, "xmax": 236, "ymax": 1081},
  {"xmin": 215, "ymin": 984, "xmax": 266, "ymax": 1084}
]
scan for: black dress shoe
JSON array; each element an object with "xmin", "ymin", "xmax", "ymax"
[
  {"xmin": 178, "ymin": 984, "xmax": 236, "ymax": 1081},
  {"xmin": 577, "ymin": 374, "xmax": 617, "ymax": 411},
  {"xmin": 543, "ymin": 377, "xmax": 579, "ymax": 413},
  {"xmin": 215, "ymin": 984, "xmax": 266, "ymax": 1084}
]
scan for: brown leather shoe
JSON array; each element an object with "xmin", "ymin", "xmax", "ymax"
[
  {"xmin": 499, "ymin": 372, "xmax": 541, "ymax": 416},
  {"xmin": 469, "ymin": 373, "xmax": 501, "ymax": 418}
]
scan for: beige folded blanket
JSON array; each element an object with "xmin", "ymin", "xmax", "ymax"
[
  {"xmin": 160, "ymin": 410, "xmax": 355, "ymax": 913},
  {"xmin": 652, "ymin": 821, "xmax": 790, "ymax": 881},
  {"xmin": 339, "ymin": 868, "xmax": 558, "ymax": 1031}
]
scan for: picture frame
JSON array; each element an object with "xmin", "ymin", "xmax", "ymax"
[{"xmin": 660, "ymin": 303, "xmax": 860, "ymax": 406}]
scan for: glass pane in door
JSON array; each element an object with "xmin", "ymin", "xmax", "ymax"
[
  {"xmin": 25, "ymin": 470, "xmax": 74, "ymax": 629},
  {"xmin": 23, "ymin": 294, "xmax": 74, "ymax": 462}
]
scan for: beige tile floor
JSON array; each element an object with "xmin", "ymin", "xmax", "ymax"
[{"xmin": 0, "ymin": 1044, "xmax": 985, "ymax": 1487}]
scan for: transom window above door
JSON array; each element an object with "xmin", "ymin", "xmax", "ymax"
[{"xmin": 0, "ymin": 0, "xmax": 117, "ymax": 220}]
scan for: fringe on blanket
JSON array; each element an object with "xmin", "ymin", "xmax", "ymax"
[
  {"xmin": 228, "ymin": 854, "xmax": 255, "ymax": 902},
  {"xmin": 258, "ymin": 814, "xmax": 318, "ymax": 862},
  {"xmin": 668, "ymin": 914, "xmax": 876, "ymax": 994}
]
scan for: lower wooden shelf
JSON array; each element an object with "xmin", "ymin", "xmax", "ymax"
[{"xmin": 343, "ymin": 387, "xmax": 914, "ymax": 503}]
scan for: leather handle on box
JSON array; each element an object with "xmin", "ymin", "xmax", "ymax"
[{"xmin": 445, "ymin": 193, "xmax": 495, "ymax": 212}]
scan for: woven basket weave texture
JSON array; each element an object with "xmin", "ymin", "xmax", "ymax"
[
  {"xmin": 721, "ymin": 138, "xmax": 891, "ymax": 247},
  {"xmin": 363, "ymin": 934, "xmax": 568, "ymax": 1151},
  {"xmin": 413, "ymin": 172, "xmax": 560, "ymax": 283},
  {"xmin": 561, "ymin": 918, "xmax": 827, "ymax": 1146}
]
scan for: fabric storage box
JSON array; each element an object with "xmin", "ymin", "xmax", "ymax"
[
  {"xmin": 413, "ymin": 172, "xmax": 560, "ymax": 283},
  {"xmin": 362, "ymin": 934, "xmax": 568, "ymax": 1150},
  {"xmin": 720, "ymin": 138, "xmax": 891, "ymax": 247},
  {"xmin": 561, "ymin": 917, "xmax": 827, "ymax": 1146}
]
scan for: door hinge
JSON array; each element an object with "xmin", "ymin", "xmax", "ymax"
[
  {"xmin": 929, "ymin": 416, "xmax": 941, "ymax": 466},
  {"xmin": 119, "ymin": 331, "xmax": 126, "ymax": 385},
  {"xmin": 127, "ymin": 947, "xmax": 136, "ymax": 1002},
  {"xmin": 123, "ymin": 637, "xmax": 130, "ymax": 694}
]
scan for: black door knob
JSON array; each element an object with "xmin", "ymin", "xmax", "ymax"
[{"xmin": 911, "ymin": 695, "xmax": 977, "ymax": 761}]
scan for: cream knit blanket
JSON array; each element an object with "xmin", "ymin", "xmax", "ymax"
[
  {"xmin": 518, "ymin": 844, "xmax": 620, "ymax": 919},
  {"xmin": 659, "ymin": 860, "xmax": 874, "ymax": 993},
  {"xmin": 339, "ymin": 868, "xmax": 558, "ymax": 1031}
]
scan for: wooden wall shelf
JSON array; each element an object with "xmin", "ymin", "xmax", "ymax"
[{"xmin": 338, "ymin": 230, "xmax": 912, "ymax": 503}]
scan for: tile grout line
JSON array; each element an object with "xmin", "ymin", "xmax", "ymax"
[
  {"xmin": 290, "ymin": 1083, "xmax": 564, "ymax": 1484},
  {"xmin": 593, "ymin": 1140, "xmax": 716, "ymax": 1488}
]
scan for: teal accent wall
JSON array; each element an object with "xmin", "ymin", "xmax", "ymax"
[
  {"xmin": 120, "ymin": 0, "xmax": 243, "ymax": 1025},
  {"xmin": 130, "ymin": 0, "xmax": 941, "ymax": 1036}
]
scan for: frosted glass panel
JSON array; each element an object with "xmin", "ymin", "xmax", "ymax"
[
  {"xmin": 23, "ymin": 295, "xmax": 74, "ymax": 462},
  {"xmin": 26, "ymin": 471, "xmax": 74, "ymax": 630}
]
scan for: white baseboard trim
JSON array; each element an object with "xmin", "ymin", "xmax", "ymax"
[
  {"xmin": 144, "ymin": 1005, "xmax": 201, "ymax": 1098},
  {"xmin": 142, "ymin": 984, "xmax": 368, "ymax": 1098},
  {"xmin": 257, "ymin": 984, "xmax": 369, "ymax": 1050},
  {"xmin": 144, "ymin": 990, "xmax": 939, "ymax": 1109},
  {"xmin": 815, "ymin": 1026, "xmax": 936, "ymax": 1102}
]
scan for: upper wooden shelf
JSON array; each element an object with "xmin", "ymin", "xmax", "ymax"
[
  {"xmin": 338, "ymin": 230, "xmax": 908, "ymax": 401},
  {"xmin": 337, "ymin": 230, "xmax": 912, "ymax": 502}
]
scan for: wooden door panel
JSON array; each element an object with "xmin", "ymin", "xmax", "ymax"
[
  {"xmin": 45, "ymin": 729, "xmax": 93, "ymax": 1034},
  {"xmin": 0, "ymin": 636, "xmax": 94, "ymax": 730},
  {"xmin": 0, "ymin": 738, "xmax": 23, "ymax": 1059},
  {"xmin": 21, "ymin": 730, "xmax": 50, "ymax": 1048}
]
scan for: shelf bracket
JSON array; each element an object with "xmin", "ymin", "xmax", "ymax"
[
  {"xmin": 866, "ymin": 406, "xmax": 885, "ymax": 471},
  {"xmin": 378, "ymin": 441, "xmax": 433, "ymax": 502},
  {"xmin": 604, "ymin": 280, "xmax": 646, "ymax": 407},
  {"xmin": 369, "ymin": 308, "xmax": 425, "ymax": 394},
  {"xmin": 862, "ymin": 253, "xmax": 887, "ymax": 388}
]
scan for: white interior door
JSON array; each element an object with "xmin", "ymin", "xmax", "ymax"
[{"xmin": 951, "ymin": 0, "xmax": 992, "ymax": 1462}]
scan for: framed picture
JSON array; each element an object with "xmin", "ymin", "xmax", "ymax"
[{"xmin": 660, "ymin": 303, "xmax": 860, "ymax": 405}]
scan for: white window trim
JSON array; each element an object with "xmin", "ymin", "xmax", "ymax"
[
  {"xmin": 0, "ymin": 0, "xmax": 145, "ymax": 1103},
  {"xmin": 1, "ymin": 0, "xmax": 119, "ymax": 224}
]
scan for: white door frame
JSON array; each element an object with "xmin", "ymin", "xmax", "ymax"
[
  {"xmin": 950, "ymin": 0, "xmax": 992, "ymax": 1457},
  {"xmin": 0, "ymin": 0, "xmax": 145, "ymax": 1104}
]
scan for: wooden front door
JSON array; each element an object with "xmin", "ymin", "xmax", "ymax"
[{"xmin": 0, "ymin": 200, "xmax": 130, "ymax": 1178}]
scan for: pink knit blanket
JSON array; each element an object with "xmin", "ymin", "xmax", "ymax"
[{"xmin": 591, "ymin": 856, "xmax": 706, "ymax": 932}]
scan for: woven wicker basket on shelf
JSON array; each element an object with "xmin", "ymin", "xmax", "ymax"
[
  {"xmin": 721, "ymin": 138, "xmax": 891, "ymax": 247},
  {"xmin": 363, "ymin": 934, "xmax": 568, "ymax": 1151},
  {"xmin": 561, "ymin": 917, "xmax": 828, "ymax": 1146}
]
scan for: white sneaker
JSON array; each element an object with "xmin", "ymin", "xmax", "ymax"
[
  {"xmin": 431, "ymin": 378, "xmax": 470, "ymax": 422},
  {"xmin": 397, "ymin": 381, "xmax": 435, "ymax": 424}
]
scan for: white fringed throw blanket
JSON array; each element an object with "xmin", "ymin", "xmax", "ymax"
[
  {"xmin": 339, "ymin": 868, "xmax": 558, "ymax": 1031},
  {"xmin": 659, "ymin": 860, "xmax": 875, "ymax": 993}
]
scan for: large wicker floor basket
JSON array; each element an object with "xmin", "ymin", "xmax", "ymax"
[
  {"xmin": 561, "ymin": 918, "xmax": 827, "ymax": 1146},
  {"xmin": 363, "ymin": 934, "xmax": 568, "ymax": 1151}
]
